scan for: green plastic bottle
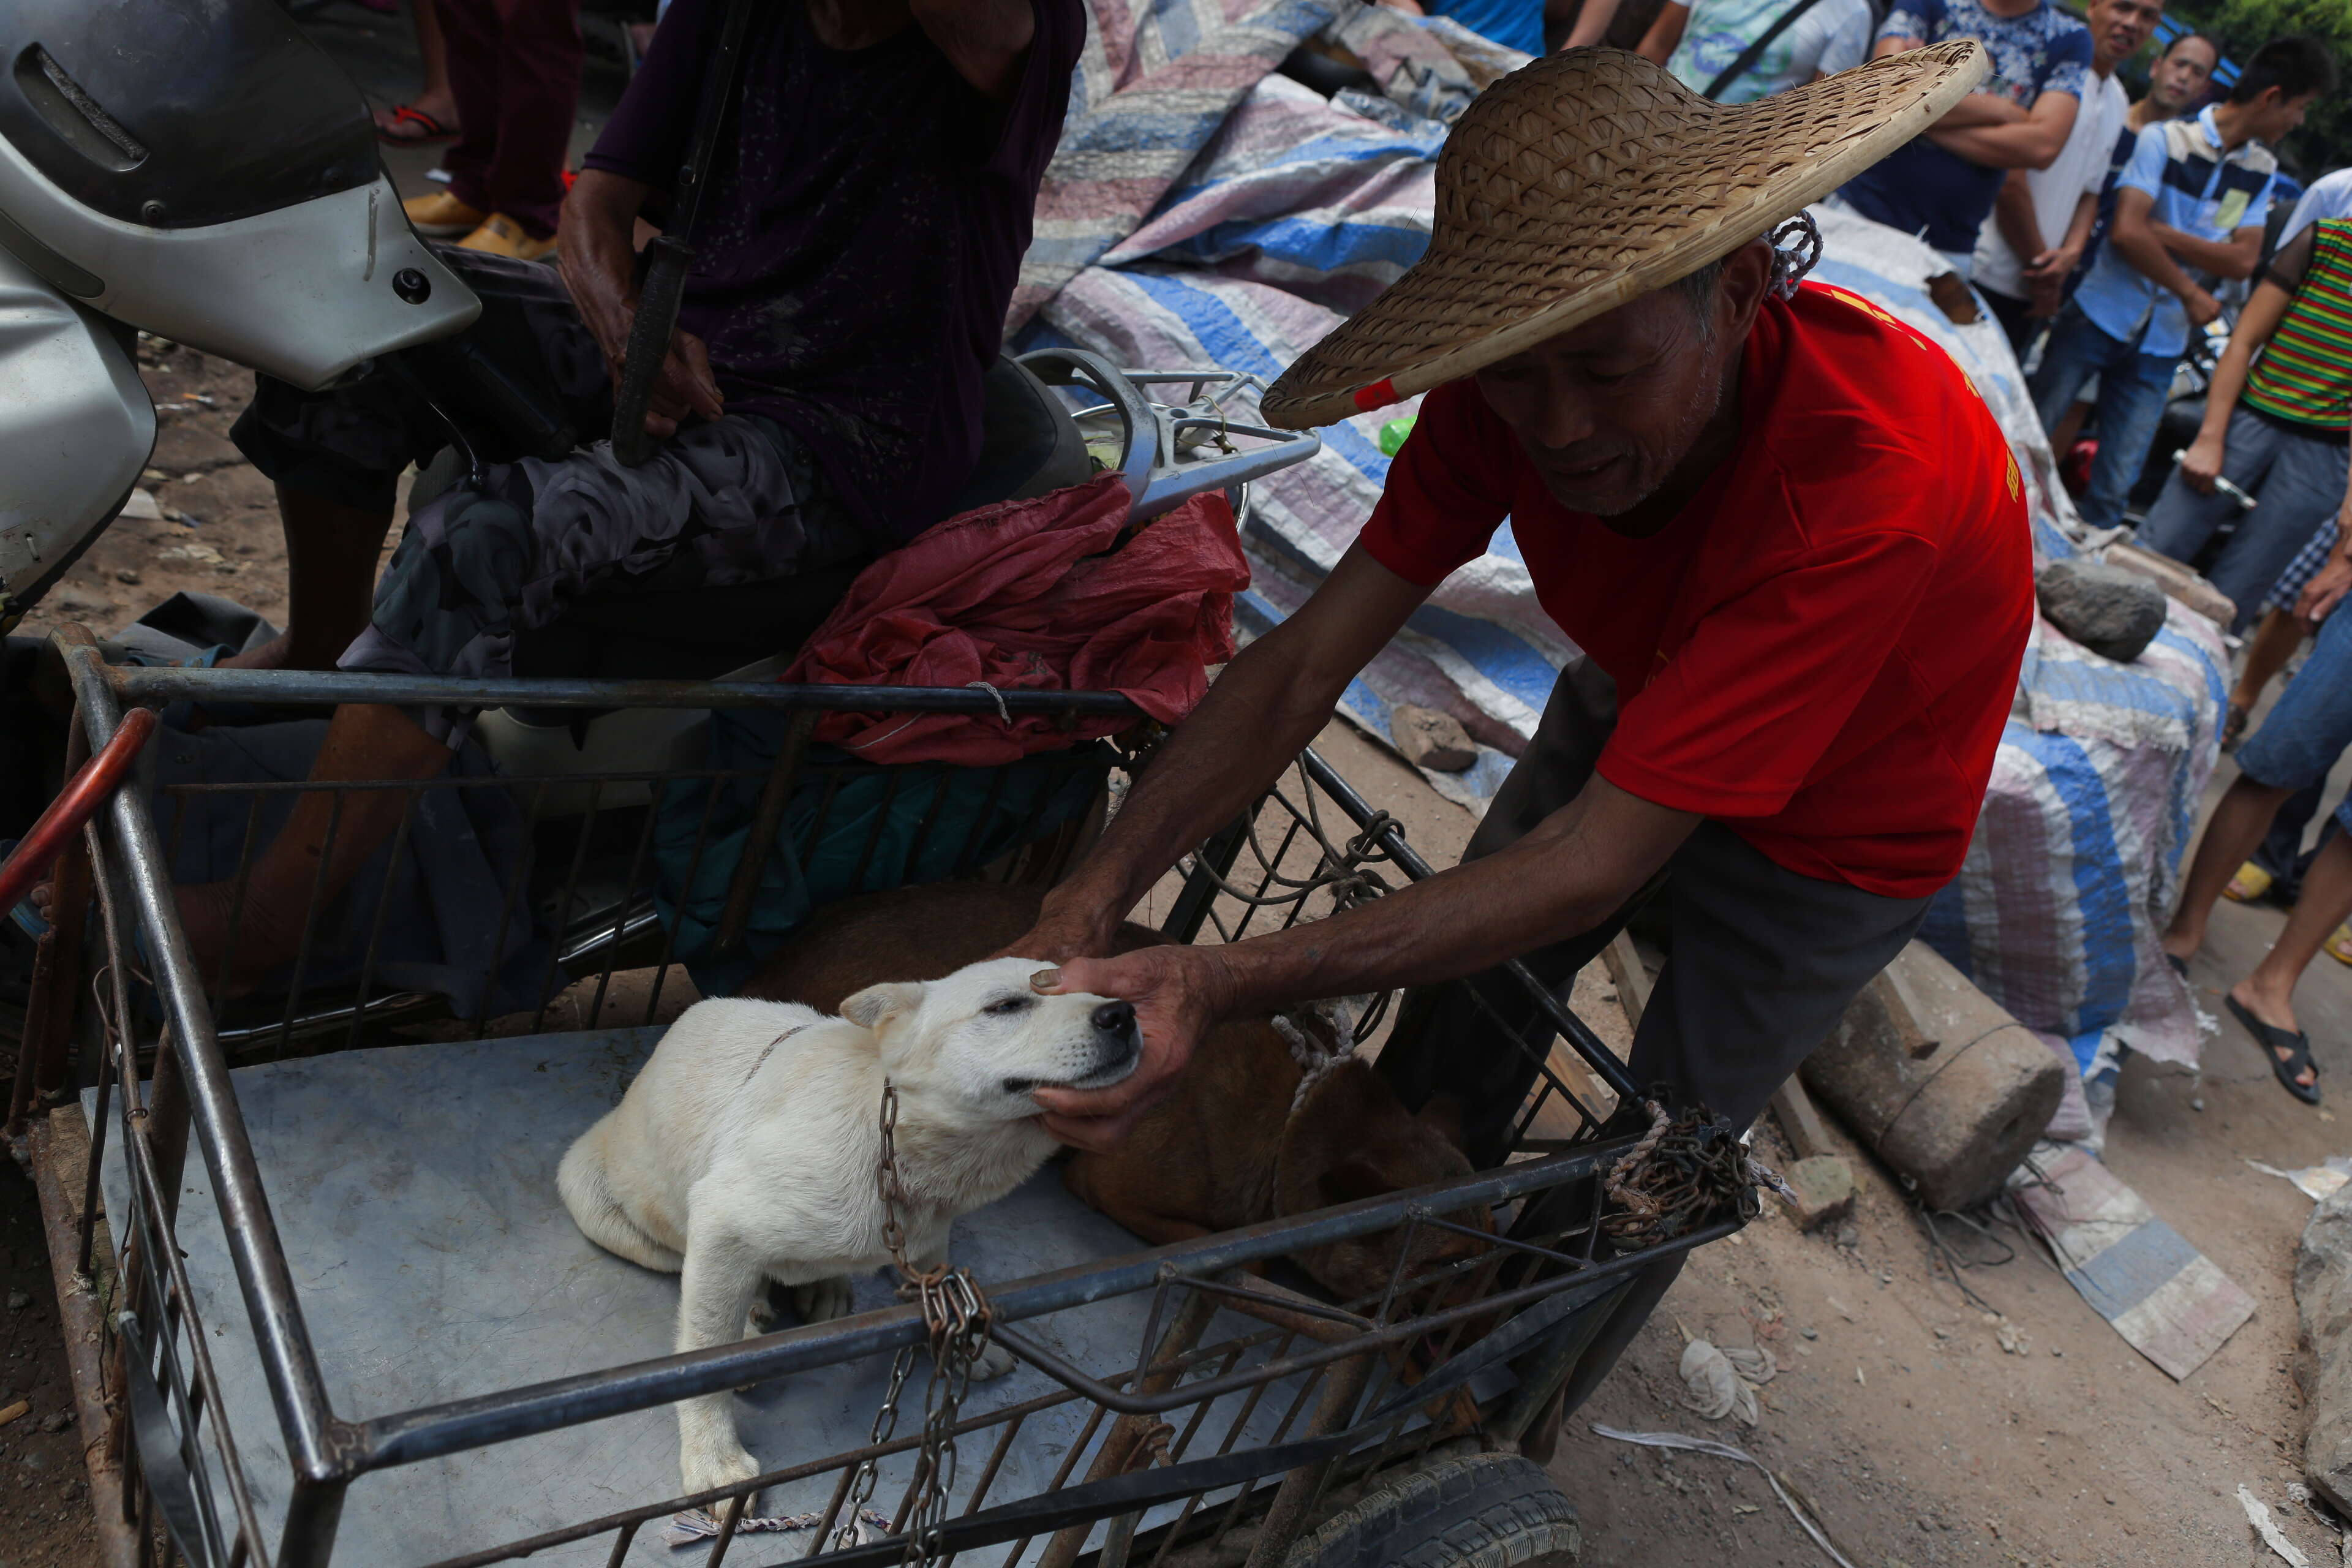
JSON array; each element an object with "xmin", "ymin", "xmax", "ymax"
[{"xmin": 1376, "ymin": 415, "xmax": 1417, "ymax": 457}]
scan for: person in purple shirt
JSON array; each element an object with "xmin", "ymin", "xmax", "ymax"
[{"xmin": 187, "ymin": 0, "xmax": 1085, "ymax": 992}]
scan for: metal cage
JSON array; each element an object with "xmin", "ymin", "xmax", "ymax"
[{"xmin": 9, "ymin": 632, "xmax": 1748, "ymax": 1568}]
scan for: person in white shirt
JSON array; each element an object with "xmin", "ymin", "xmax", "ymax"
[
  {"xmin": 2283, "ymin": 167, "xmax": 2352, "ymax": 247},
  {"xmin": 1972, "ymin": 0, "xmax": 2165, "ymax": 351}
]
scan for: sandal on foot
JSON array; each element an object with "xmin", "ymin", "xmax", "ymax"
[
  {"xmin": 2222, "ymin": 699, "xmax": 2251, "ymax": 750},
  {"xmin": 376, "ymin": 104, "xmax": 458, "ymax": 145},
  {"xmin": 2165, "ymin": 951, "xmax": 2189, "ymax": 978},
  {"xmin": 2223, "ymin": 861, "xmax": 2275, "ymax": 904},
  {"xmin": 2226, "ymin": 995, "xmax": 2322, "ymax": 1105},
  {"xmin": 2328, "ymin": 925, "xmax": 2352, "ymax": 968}
]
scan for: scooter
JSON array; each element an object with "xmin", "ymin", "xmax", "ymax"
[{"xmin": 0, "ymin": 0, "xmax": 1318, "ymax": 669}]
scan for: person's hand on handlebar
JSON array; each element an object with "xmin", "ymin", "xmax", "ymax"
[
  {"xmin": 558, "ymin": 168, "xmax": 727, "ymax": 440},
  {"xmin": 622, "ymin": 322, "xmax": 726, "ymax": 440}
]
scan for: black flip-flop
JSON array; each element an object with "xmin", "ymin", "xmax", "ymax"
[
  {"xmin": 2165, "ymin": 952, "xmax": 2189, "ymax": 978},
  {"xmin": 2226, "ymin": 995, "xmax": 2322, "ymax": 1105}
]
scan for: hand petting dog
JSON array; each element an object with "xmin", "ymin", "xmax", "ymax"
[{"xmin": 1026, "ymin": 944, "xmax": 1229, "ymax": 1153}]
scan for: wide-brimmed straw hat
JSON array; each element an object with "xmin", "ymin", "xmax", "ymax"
[{"xmin": 1260, "ymin": 42, "xmax": 1988, "ymax": 429}]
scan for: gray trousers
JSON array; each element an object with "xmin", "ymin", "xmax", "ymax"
[
  {"xmin": 2137, "ymin": 406, "xmax": 2351, "ymax": 634},
  {"xmin": 1376, "ymin": 658, "xmax": 1932, "ymax": 1417}
]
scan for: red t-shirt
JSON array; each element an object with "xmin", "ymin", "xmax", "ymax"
[{"xmin": 1359, "ymin": 283, "xmax": 2034, "ymax": 899}]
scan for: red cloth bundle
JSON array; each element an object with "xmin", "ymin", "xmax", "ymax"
[{"xmin": 783, "ymin": 473, "xmax": 1249, "ymax": 765}]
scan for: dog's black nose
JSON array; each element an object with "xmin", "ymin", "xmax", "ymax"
[{"xmin": 1092, "ymin": 1001, "xmax": 1136, "ymax": 1037}]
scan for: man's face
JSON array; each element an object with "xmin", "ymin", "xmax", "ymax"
[
  {"xmin": 2148, "ymin": 38, "xmax": 2216, "ymax": 115},
  {"xmin": 2085, "ymin": 0, "xmax": 2162, "ymax": 73},
  {"xmin": 2248, "ymin": 88, "xmax": 2320, "ymax": 145},
  {"xmin": 1470, "ymin": 283, "xmax": 1740, "ymax": 520}
]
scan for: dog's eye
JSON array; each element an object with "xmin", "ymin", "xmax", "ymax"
[{"xmin": 984, "ymin": 996, "xmax": 1033, "ymax": 1016}]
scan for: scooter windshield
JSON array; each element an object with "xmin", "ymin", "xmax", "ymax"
[{"xmin": 0, "ymin": 0, "xmax": 377, "ymax": 230}]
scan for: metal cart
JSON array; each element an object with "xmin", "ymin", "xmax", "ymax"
[{"xmin": 8, "ymin": 632, "xmax": 1756, "ymax": 1568}]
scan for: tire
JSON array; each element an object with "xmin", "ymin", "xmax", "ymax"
[{"xmin": 1282, "ymin": 1452, "xmax": 1580, "ymax": 1568}]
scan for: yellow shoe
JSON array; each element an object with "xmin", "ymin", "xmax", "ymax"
[
  {"xmin": 2328, "ymin": 925, "xmax": 2352, "ymax": 968},
  {"xmin": 2223, "ymin": 861, "xmax": 2275, "ymax": 904},
  {"xmin": 402, "ymin": 190, "xmax": 488, "ymax": 238},
  {"xmin": 456, "ymin": 214, "xmax": 557, "ymax": 261}
]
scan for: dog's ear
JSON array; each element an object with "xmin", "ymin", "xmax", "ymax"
[
  {"xmin": 841, "ymin": 981, "xmax": 924, "ymax": 1033},
  {"xmin": 1416, "ymin": 1093, "xmax": 1468, "ymax": 1152},
  {"xmin": 1319, "ymin": 1158, "xmax": 1404, "ymax": 1209}
]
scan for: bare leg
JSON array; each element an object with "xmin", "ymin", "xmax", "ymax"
[
  {"xmin": 2164, "ymin": 774, "xmax": 2297, "ymax": 961},
  {"xmin": 2229, "ymin": 608, "xmax": 2305, "ymax": 721},
  {"xmin": 2230, "ymin": 829, "xmax": 2352, "ymax": 1090},
  {"xmin": 177, "ymin": 703, "xmax": 451, "ymax": 991},
  {"xmin": 2050, "ymin": 399, "xmax": 2091, "ymax": 459},
  {"xmin": 375, "ymin": 0, "xmax": 461, "ymax": 139},
  {"xmin": 221, "ymin": 487, "xmax": 395, "ymax": 672}
]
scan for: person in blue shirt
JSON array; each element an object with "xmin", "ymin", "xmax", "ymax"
[
  {"xmin": 2029, "ymin": 36, "xmax": 2334, "ymax": 532},
  {"xmin": 1838, "ymin": 0, "xmax": 2093, "ymax": 277}
]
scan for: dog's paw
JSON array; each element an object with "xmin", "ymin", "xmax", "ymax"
[
  {"xmin": 746, "ymin": 1279, "xmax": 792, "ymax": 1336},
  {"xmin": 969, "ymin": 1340, "xmax": 1018, "ymax": 1381},
  {"xmin": 793, "ymin": 1275, "xmax": 856, "ymax": 1325},
  {"xmin": 680, "ymin": 1438, "xmax": 762, "ymax": 1498}
]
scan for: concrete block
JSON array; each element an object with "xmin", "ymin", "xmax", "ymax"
[{"xmin": 1784, "ymin": 1155, "xmax": 1855, "ymax": 1232}]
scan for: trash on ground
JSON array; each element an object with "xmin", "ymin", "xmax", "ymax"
[
  {"xmin": 1679, "ymin": 1337, "xmax": 1762, "ymax": 1425},
  {"xmin": 1593, "ymin": 1425, "xmax": 1860, "ymax": 1568},
  {"xmin": 2252, "ymin": 1156, "xmax": 2352, "ymax": 1203},
  {"xmin": 2008, "ymin": 1143, "xmax": 2255, "ymax": 1379},
  {"xmin": 2240, "ymin": 1485, "xmax": 2314, "ymax": 1566}
]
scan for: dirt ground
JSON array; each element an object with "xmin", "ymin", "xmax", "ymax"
[{"xmin": 9, "ymin": 6, "xmax": 2351, "ymax": 1562}]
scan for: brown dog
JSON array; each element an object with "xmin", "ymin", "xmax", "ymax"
[{"xmin": 739, "ymin": 882, "xmax": 1491, "ymax": 1310}]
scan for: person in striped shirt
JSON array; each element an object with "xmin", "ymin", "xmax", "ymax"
[
  {"xmin": 2160, "ymin": 215, "xmax": 2352, "ymax": 1101},
  {"xmin": 2144, "ymin": 214, "xmax": 2352, "ymax": 631}
]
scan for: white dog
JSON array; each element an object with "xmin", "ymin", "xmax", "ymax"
[{"xmin": 557, "ymin": 958, "xmax": 1138, "ymax": 1494}]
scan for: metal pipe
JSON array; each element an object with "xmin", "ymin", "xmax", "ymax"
[
  {"xmin": 109, "ymin": 666, "xmax": 1145, "ymax": 717},
  {"xmin": 25, "ymin": 1110, "xmax": 138, "ymax": 1568},
  {"xmin": 351, "ymin": 1141, "xmax": 1669, "ymax": 1471},
  {"xmin": 709, "ymin": 708, "xmax": 814, "ymax": 959},
  {"xmin": 1240, "ymin": 1354, "xmax": 1374, "ymax": 1568},
  {"xmin": 0, "ymin": 701, "xmax": 156, "ymax": 917},
  {"xmin": 56, "ymin": 643, "xmax": 350, "ymax": 1493},
  {"xmin": 1036, "ymin": 1290, "xmax": 1218, "ymax": 1568}
]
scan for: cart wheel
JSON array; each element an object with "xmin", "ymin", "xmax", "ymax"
[{"xmin": 1283, "ymin": 1451, "xmax": 1580, "ymax": 1568}]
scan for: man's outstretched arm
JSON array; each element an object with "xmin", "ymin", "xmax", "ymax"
[
  {"xmin": 1011, "ymin": 544, "xmax": 1433, "ymax": 962},
  {"xmin": 1033, "ymin": 774, "xmax": 1700, "ymax": 1150}
]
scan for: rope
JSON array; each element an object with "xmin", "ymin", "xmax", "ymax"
[
  {"xmin": 964, "ymin": 681, "xmax": 1013, "ymax": 725},
  {"xmin": 1767, "ymin": 212, "xmax": 1823, "ymax": 301},
  {"xmin": 666, "ymin": 1507, "xmax": 894, "ymax": 1548},
  {"xmin": 1272, "ymin": 1009, "xmax": 1354, "ymax": 1115}
]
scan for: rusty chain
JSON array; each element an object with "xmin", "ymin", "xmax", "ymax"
[
  {"xmin": 837, "ymin": 1081, "xmax": 997, "ymax": 1564},
  {"xmin": 1599, "ymin": 1101, "xmax": 1769, "ymax": 1251}
]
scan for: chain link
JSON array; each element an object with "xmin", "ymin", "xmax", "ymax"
[{"xmin": 845, "ymin": 1081, "xmax": 997, "ymax": 1564}]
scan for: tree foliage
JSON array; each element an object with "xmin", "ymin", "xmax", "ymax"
[{"xmin": 2153, "ymin": 0, "xmax": 2352, "ymax": 175}]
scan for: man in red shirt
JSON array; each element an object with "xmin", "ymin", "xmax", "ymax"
[{"xmin": 1003, "ymin": 43, "xmax": 2027, "ymax": 1396}]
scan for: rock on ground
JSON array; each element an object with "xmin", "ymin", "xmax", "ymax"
[{"xmin": 2297, "ymin": 1182, "xmax": 2352, "ymax": 1513}]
